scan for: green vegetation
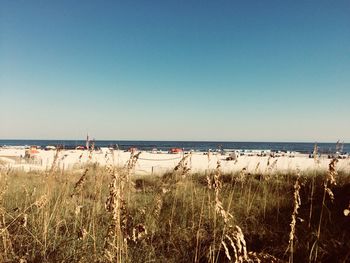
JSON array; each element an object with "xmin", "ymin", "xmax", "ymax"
[{"xmin": 0, "ymin": 156, "xmax": 349, "ymax": 262}]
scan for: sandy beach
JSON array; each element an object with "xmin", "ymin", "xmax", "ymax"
[{"xmin": 1, "ymin": 147, "xmax": 349, "ymax": 175}]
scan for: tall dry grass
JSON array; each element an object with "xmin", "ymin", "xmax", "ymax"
[{"xmin": 0, "ymin": 150, "xmax": 349, "ymax": 262}]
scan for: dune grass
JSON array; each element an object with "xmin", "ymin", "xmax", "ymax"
[{"xmin": 0, "ymin": 155, "xmax": 349, "ymax": 262}]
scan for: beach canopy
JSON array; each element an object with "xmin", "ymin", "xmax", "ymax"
[
  {"xmin": 75, "ymin": 146, "xmax": 86, "ymax": 150},
  {"xmin": 170, "ymin": 148, "xmax": 183, "ymax": 154},
  {"xmin": 25, "ymin": 149, "xmax": 39, "ymax": 157}
]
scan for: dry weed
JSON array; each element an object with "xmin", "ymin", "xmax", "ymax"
[{"xmin": 286, "ymin": 170, "xmax": 301, "ymax": 263}]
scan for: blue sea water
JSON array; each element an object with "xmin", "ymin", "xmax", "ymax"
[{"xmin": 0, "ymin": 140, "xmax": 349, "ymax": 154}]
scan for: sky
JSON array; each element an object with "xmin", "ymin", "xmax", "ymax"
[{"xmin": 0, "ymin": 0, "xmax": 349, "ymax": 142}]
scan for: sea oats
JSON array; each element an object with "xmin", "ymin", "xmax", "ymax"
[
  {"xmin": 71, "ymin": 168, "xmax": 89, "ymax": 198},
  {"xmin": 237, "ymin": 167, "xmax": 247, "ymax": 182},
  {"xmin": 132, "ymin": 223, "xmax": 147, "ymax": 242},
  {"xmin": 34, "ymin": 194, "xmax": 48, "ymax": 209},
  {"xmin": 254, "ymin": 162, "xmax": 260, "ymax": 174},
  {"xmin": 327, "ymin": 158, "xmax": 338, "ymax": 186},
  {"xmin": 286, "ymin": 171, "xmax": 301, "ymax": 262},
  {"xmin": 223, "ymin": 226, "xmax": 248, "ymax": 263}
]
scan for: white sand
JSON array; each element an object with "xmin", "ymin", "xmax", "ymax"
[{"xmin": 1, "ymin": 148, "xmax": 349, "ymax": 175}]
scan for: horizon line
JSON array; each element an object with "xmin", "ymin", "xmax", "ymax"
[{"xmin": 0, "ymin": 138, "xmax": 348, "ymax": 144}]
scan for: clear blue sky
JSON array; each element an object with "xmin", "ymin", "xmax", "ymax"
[{"xmin": 1, "ymin": 1, "xmax": 349, "ymax": 142}]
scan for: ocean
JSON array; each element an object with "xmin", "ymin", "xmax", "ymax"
[{"xmin": 0, "ymin": 140, "xmax": 349, "ymax": 154}]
